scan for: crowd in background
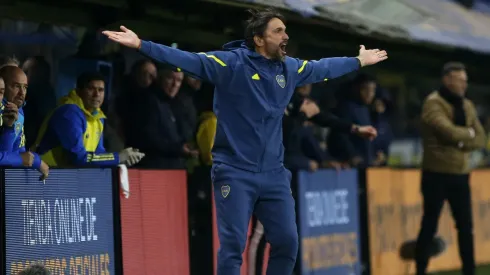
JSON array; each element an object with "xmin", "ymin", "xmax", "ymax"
[{"xmin": 0, "ymin": 51, "xmax": 398, "ymax": 173}]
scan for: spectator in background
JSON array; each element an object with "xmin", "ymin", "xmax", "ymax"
[
  {"xmin": 32, "ymin": 72, "xmax": 145, "ymax": 167},
  {"xmin": 0, "ymin": 66, "xmax": 26, "ymax": 153},
  {"xmin": 0, "ymin": 66, "xmax": 45, "ymax": 171},
  {"xmin": 156, "ymin": 70, "xmax": 197, "ymax": 143},
  {"xmin": 416, "ymin": 62, "xmax": 486, "ymax": 275},
  {"xmin": 18, "ymin": 263, "xmax": 50, "ymax": 275},
  {"xmin": 371, "ymin": 88, "xmax": 393, "ymax": 166},
  {"xmin": 21, "ymin": 56, "xmax": 57, "ymax": 149},
  {"xmin": 128, "ymin": 68, "xmax": 198, "ymax": 169},
  {"xmin": 284, "ymin": 88, "xmax": 378, "ymax": 171},
  {"xmin": 0, "ymin": 54, "xmax": 20, "ymax": 68},
  {"xmin": 328, "ymin": 73, "xmax": 378, "ymax": 167},
  {"xmin": 0, "ymin": 76, "xmax": 45, "ymax": 171},
  {"xmin": 195, "ymin": 82, "xmax": 217, "ymax": 165},
  {"xmin": 116, "ymin": 59, "xmax": 157, "ymax": 144}
]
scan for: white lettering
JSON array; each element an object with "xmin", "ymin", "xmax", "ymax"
[
  {"xmin": 21, "ymin": 198, "xmax": 99, "ymax": 246},
  {"xmin": 305, "ymin": 189, "xmax": 350, "ymax": 228}
]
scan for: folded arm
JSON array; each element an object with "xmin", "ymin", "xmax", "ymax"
[{"xmin": 421, "ymin": 99, "xmax": 474, "ymax": 145}]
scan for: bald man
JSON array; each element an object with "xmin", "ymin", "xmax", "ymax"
[{"xmin": 0, "ymin": 66, "xmax": 49, "ymax": 179}]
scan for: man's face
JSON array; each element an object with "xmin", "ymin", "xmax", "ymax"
[
  {"xmin": 160, "ymin": 71, "xmax": 184, "ymax": 98},
  {"xmin": 79, "ymin": 80, "xmax": 105, "ymax": 110},
  {"xmin": 256, "ymin": 18, "xmax": 289, "ymax": 61},
  {"xmin": 4, "ymin": 71, "xmax": 28, "ymax": 107},
  {"xmin": 136, "ymin": 62, "xmax": 157, "ymax": 88},
  {"xmin": 443, "ymin": 70, "xmax": 468, "ymax": 97},
  {"xmin": 359, "ymin": 82, "xmax": 376, "ymax": 105},
  {"xmin": 0, "ymin": 78, "xmax": 4, "ymax": 102}
]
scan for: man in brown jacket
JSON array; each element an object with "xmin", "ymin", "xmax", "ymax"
[{"xmin": 415, "ymin": 62, "xmax": 486, "ymax": 275}]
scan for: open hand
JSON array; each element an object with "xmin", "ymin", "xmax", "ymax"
[
  {"xmin": 102, "ymin": 26, "xmax": 141, "ymax": 49},
  {"xmin": 357, "ymin": 45, "xmax": 388, "ymax": 67}
]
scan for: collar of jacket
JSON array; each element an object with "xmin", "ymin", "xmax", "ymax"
[
  {"xmin": 59, "ymin": 90, "xmax": 106, "ymax": 120},
  {"xmin": 438, "ymin": 85, "xmax": 464, "ymax": 107}
]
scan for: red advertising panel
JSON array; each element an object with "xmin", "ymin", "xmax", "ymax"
[{"xmin": 121, "ymin": 170, "xmax": 189, "ymax": 275}]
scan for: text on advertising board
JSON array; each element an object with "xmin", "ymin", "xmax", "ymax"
[
  {"xmin": 4, "ymin": 169, "xmax": 116, "ymax": 275},
  {"xmin": 297, "ymin": 170, "xmax": 360, "ymax": 275}
]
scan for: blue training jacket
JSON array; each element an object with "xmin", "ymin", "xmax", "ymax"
[
  {"xmin": 140, "ymin": 40, "xmax": 360, "ymax": 172},
  {"xmin": 0, "ymin": 100, "xmax": 42, "ymax": 168},
  {"xmin": 34, "ymin": 90, "xmax": 119, "ymax": 167}
]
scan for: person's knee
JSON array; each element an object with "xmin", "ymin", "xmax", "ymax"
[
  {"xmin": 455, "ymin": 220, "xmax": 473, "ymax": 236},
  {"xmin": 270, "ymin": 228, "xmax": 299, "ymax": 257}
]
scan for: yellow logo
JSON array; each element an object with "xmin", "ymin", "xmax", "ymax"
[
  {"xmin": 252, "ymin": 73, "xmax": 260, "ymax": 80},
  {"xmin": 221, "ymin": 185, "xmax": 230, "ymax": 198}
]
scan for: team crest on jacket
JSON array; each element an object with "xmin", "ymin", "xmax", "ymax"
[
  {"xmin": 221, "ymin": 185, "xmax": 230, "ymax": 198},
  {"xmin": 276, "ymin": 75, "xmax": 286, "ymax": 88}
]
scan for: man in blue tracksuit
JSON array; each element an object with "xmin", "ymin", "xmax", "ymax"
[
  {"xmin": 104, "ymin": 8, "xmax": 387, "ymax": 275},
  {"xmin": 0, "ymin": 68, "xmax": 47, "ymax": 178}
]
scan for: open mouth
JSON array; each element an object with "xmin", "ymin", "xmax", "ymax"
[{"xmin": 280, "ymin": 42, "xmax": 288, "ymax": 55}]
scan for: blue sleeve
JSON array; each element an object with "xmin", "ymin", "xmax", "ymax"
[
  {"xmin": 139, "ymin": 41, "xmax": 236, "ymax": 85},
  {"xmin": 0, "ymin": 126, "xmax": 17, "ymax": 151},
  {"xmin": 294, "ymin": 57, "xmax": 360, "ymax": 87},
  {"xmin": 51, "ymin": 106, "xmax": 119, "ymax": 167},
  {"xmin": 0, "ymin": 151, "xmax": 40, "ymax": 168},
  {"xmin": 32, "ymin": 153, "xmax": 41, "ymax": 169},
  {"xmin": 0, "ymin": 151, "xmax": 23, "ymax": 166},
  {"xmin": 12, "ymin": 127, "xmax": 26, "ymax": 153}
]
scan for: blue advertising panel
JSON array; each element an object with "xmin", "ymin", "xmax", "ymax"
[
  {"xmin": 297, "ymin": 169, "xmax": 360, "ymax": 275},
  {"xmin": 4, "ymin": 169, "xmax": 115, "ymax": 275}
]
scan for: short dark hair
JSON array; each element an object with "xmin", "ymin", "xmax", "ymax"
[
  {"xmin": 76, "ymin": 72, "xmax": 105, "ymax": 89},
  {"xmin": 354, "ymin": 73, "xmax": 376, "ymax": 88},
  {"xmin": 18, "ymin": 263, "xmax": 51, "ymax": 275},
  {"xmin": 442, "ymin": 62, "xmax": 465, "ymax": 76},
  {"xmin": 244, "ymin": 8, "xmax": 286, "ymax": 49}
]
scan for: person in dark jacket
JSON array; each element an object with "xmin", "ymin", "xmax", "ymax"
[
  {"xmin": 416, "ymin": 62, "xmax": 485, "ymax": 275},
  {"xmin": 371, "ymin": 88, "xmax": 393, "ymax": 166},
  {"xmin": 156, "ymin": 69, "xmax": 197, "ymax": 143},
  {"xmin": 117, "ymin": 59, "xmax": 157, "ymax": 145},
  {"xmin": 328, "ymin": 73, "xmax": 377, "ymax": 167},
  {"xmin": 128, "ymin": 68, "xmax": 198, "ymax": 169},
  {"xmin": 22, "ymin": 56, "xmax": 57, "ymax": 149}
]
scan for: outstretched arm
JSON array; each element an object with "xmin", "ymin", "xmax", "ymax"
[
  {"xmin": 103, "ymin": 26, "xmax": 236, "ymax": 84},
  {"xmin": 295, "ymin": 45, "xmax": 388, "ymax": 86}
]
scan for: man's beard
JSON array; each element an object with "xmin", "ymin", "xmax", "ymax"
[{"xmin": 272, "ymin": 50, "xmax": 285, "ymax": 62}]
